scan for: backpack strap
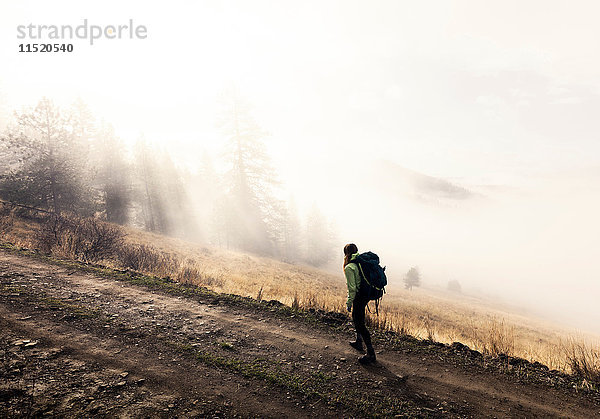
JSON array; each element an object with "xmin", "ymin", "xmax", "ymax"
[
  {"xmin": 355, "ymin": 261, "xmax": 384, "ymax": 291},
  {"xmin": 366, "ymin": 298, "xmax": 381, "ymax": 316}
]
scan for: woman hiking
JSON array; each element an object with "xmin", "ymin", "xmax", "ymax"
[{"xmin": 343, "ymin": 243, "xmax": 376, "ymax": 364}]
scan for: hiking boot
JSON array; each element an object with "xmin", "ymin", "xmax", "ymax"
[
  {"xmin": 358, "ymin": 347, "xmax": 376, "ymax": 365},
  {"xmin": 349, "ymin": 340, "xmax": 364, "ymax": 352}
]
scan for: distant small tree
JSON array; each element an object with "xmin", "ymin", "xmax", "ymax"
[
  {"xmin": 447, "ymin": 279, "xmax": 462, "ymax": 293},
  {"xmin": 404, "ymin": 267, "xmax": 421, "ymax": 290}
]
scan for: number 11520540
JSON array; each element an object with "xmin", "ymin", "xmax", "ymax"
[{"xmin": 19, "ymin": 43, "xmax": 74, "ymax": 52}]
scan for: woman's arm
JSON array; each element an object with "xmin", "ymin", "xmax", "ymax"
[{"xmin": 344, "ymin": 264, "xmax": 360, "ymax": 311}]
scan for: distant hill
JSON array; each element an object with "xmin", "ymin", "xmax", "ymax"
[{"xmin": 363, "ymin": 160, "xmax": 480, "ymax": 205}]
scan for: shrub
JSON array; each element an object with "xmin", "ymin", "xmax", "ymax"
[
  {"xmin": 0, "ymin": 206, "xmax": 15, "ymax": 236},
  {"xmin": 37, "ymin": 215, "xmax": 124, "ymax": 263},
  {"xmin": 565, "ymin": 339, "xmax": 600, "ymax": 383},
  {"xmin": 118, "ymin": 243, "xmax": 179, "ymax": 277},
  {"xmin": 176, "ymin": 264, "xmax": 201, "ymax": 285}
]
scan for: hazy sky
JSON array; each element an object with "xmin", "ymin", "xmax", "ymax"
[
  {"xmin": 2, "ymin": 1, "xmax": 600, "ymax": 331},
  {"xmin": 3, "ymin": 1, "xmax": 600, "ymax": 183}
]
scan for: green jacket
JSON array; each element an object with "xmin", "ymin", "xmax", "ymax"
[{"xmin": 344, "ymin": 252, "xmax": 361, "ymax": 309}]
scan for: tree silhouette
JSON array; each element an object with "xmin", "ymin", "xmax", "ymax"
[
  {"xmin": 303, "ymin": 204, "xmax": 337, "ymax": 267},
  {"xmin": 404, "ymin": 267, "xmax": 421, "ymax": 290},
  {"xmin": 280, "ymin": 197, "xmax": 302, "ymax": 262},
  {"xmin": 91, "ymin": 122, "xmax": 131, "ymax": 224},
  {"xmin": 0, "ymin": 97, "xmax": 91, "ymax": 214},
  {"xmin": 217, "ymin": 89, "xmax": 283, "ymax": 255}
]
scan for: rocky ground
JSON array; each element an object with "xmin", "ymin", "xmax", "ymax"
[{"xmin": 1, "ymin": 245, "xmax": 599, "ymax": 418}]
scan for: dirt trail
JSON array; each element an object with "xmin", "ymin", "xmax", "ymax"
[{"xmin": 1, "ymin": 249, "xmax": 599, "ymax": 418}]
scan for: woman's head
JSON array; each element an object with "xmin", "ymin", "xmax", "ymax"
[{"xmin": 343, "ymin": 243, "xmax": 358, "ymax": 267}]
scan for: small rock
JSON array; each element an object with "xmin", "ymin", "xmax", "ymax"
[
  {"xmin": 136, "ymin": 379, "xmax": 146, "ymax": 386},
  {"xmin": 119, "ymin": 372, "xmax": 129, "ymax": 378},
  {"xmin": 116, "ymin": 381, "xmax": 126, "ymax": 387},
  {"xmin": 24, "ymin": 341, "xmax": 38, "ymax": 348},
  {"xmin": 340, "ymin": 357, "xmax": 347, "ymax": 362}
]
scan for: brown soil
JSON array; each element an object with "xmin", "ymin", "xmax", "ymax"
[{"xmin": 1, "ymin": 248, "xmax": 599, "ymax": 418}]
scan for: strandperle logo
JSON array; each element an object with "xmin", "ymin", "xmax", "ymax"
[{"xmin": 17, "ymin": 19, "xmax": 147, "ymax": 45}]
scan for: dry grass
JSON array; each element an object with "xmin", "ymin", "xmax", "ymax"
[
  {"xmin": 1, "ymin": 204, "xmax": 600, "ymax": 380},
  {"xmin": 564, "ymin": 338, "xmax": 600, "ymax": 383}
]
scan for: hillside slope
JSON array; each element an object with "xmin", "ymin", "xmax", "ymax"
[
  {"xmin": 1, "ymin": 248, "xmax": 599, "ymax": 417},
  {"xmin": 5, "ymin": 206, "xmax": 598, "ymax": 374}
]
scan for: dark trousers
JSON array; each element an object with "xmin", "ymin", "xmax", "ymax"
[{"xmin": 352, "ymin": 295, "xmax": 372, "ymax": 348}]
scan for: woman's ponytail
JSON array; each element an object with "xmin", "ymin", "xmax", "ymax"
[{"xmin": 343, "ymin": 243, "xmax": 358, "ymax": 268}]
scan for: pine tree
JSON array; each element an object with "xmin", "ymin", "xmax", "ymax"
[
  {"xmin": 159, "ymin": 151, "xmax": 196, "ymax": 237},
  {"xmin": 91, "ymin": 122, "xmax": 131, "ymax": 224},
  {"xmin": 133, "ymin": 137, "xmax": 160, "ymax": 231},
  {"xmin": 280, "ymin": 197, "xmax": 302, "ymax": 262},
  {"xmin": 303, "ymin": 204, "xmax": 336, "ymax": 267},
  {"xmin": 190, "ymin": 150, "xmax": 219, "ymax": 242},
  {"xmin": 217, "ymin": 89, "xmax": 283, "ymax": 255},
  {"xmin": 132, "ymin": 139, "xmax": 194, "ymax": 236},
  {"xmin": 0, "ymin": 97, "xmax": 91, "ymax": 214}
]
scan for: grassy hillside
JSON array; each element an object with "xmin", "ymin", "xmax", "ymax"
[{"xmin": 1, "ymin": 203, "xmax": 598, "ymax": 380}]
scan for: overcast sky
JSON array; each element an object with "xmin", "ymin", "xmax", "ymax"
[{"xmin": 2, "ymin": 1, "xmax": 600, "ymax": 331}]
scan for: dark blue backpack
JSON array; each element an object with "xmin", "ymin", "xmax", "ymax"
[{"xmin": 353, "ymin": 252, "xmax": 387, "ymax": 308}]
